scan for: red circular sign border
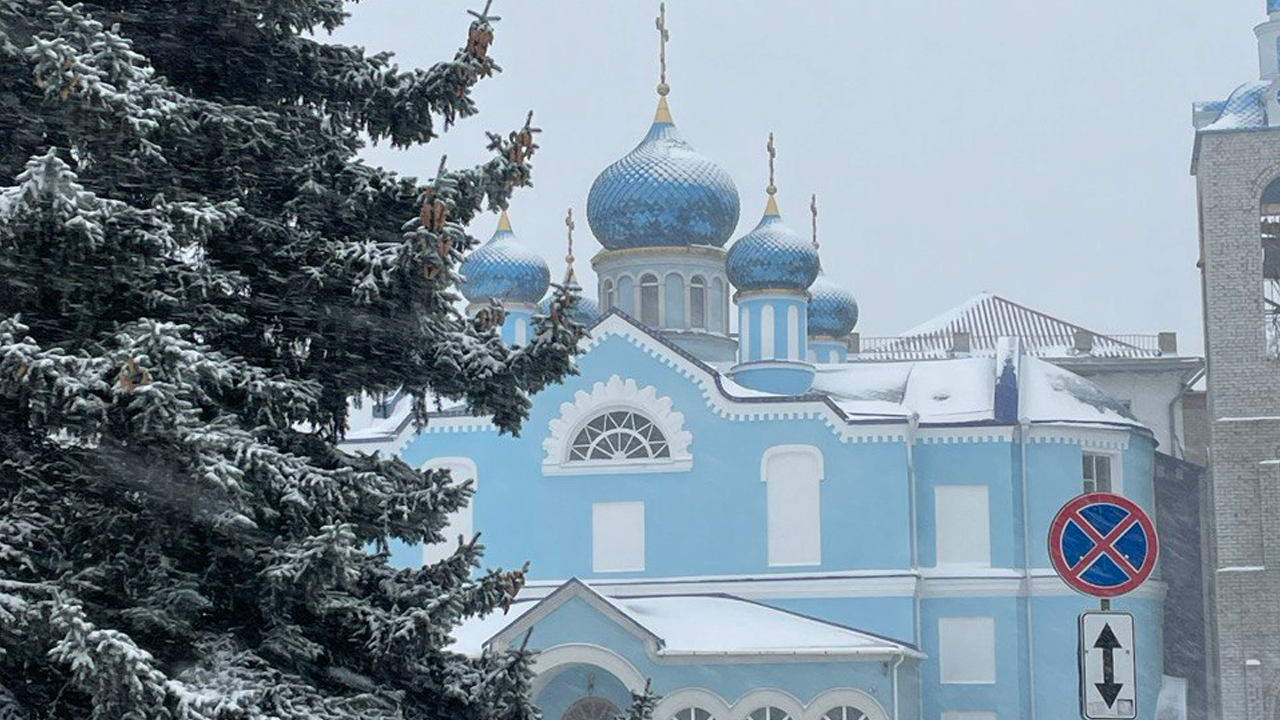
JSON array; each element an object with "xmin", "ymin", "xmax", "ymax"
[{"xmin": 1048, "ymin": 492, "xmax": 1160, "ymax": 599}]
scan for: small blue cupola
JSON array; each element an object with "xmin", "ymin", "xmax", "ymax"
[
  {"xmin": 726, "ymin": 135, "xmax": 820, "ymax": 395},
  {"xmin": 460, "ymin": 211, "xmax": 551, "ymax": 346},
  {"xmin": 805, "ymin": 195, "xmax": 859, "ymax": 363}
]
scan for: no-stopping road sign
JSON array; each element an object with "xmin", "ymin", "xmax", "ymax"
[{"xmin": 1049, "ymin": 493, "xmax": 1159, "ymax": 598}]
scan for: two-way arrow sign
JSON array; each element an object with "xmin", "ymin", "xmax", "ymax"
[{"xmin": 1079, "ymin": 613, "xmax": 1137, "ymax": 719}]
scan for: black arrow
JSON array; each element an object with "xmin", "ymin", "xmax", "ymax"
[{"xmin": 1094, "ymin": 623, "xmax": 1124, "ymax": 709}]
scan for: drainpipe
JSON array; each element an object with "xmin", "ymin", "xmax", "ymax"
[
  {"xmin": 1018, "ymin": 418, "xmax": 1039, "ymax": 720},
  {"xmin": 891, "ymin": 653, "xmax": 905, "ymax": 720},
  {"xmin": 1167, "ymin": 367, "xmax": 1205, "ymax": 460},
  {"xmin": 905, "ymin": 413, "xmax": 921, "ymax": 648}
]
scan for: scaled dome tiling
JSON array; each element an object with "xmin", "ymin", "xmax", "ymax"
[
  {"xmin": 459, "ymin": 216, "xmax": 551, "ymax": 305},
  {"xmin": 807, "ymin": 274, "xmax": 860, "ymax": 338},
  {"xmin": 587, "ymin": 102, "xmax": 741, "ymax": 250},
  {"xmin": 539, "ymin": 293, "xmax": 602, "ymax": 326},
  {"xmin": 726, "ymin": 205, "xmax": 821, "ymax": 292}
]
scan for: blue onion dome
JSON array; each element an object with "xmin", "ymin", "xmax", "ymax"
[
  {"xmin": 726, "ymin": 196, "xmax": 821, "ymax": 292},
  {"xmin": 459, "ymin": 212, "xmax": 550, "ymax": 305},
  {"xmin": 807, "ymin": 274, "xmax": 860, "ymax": 337},
  {"xmin": 587, "ymin": 98, "xmax": 740, "ymax": 250},
  {"xmin": 539, "ymin": 293, "xmax": 602, "ymax": 326}
]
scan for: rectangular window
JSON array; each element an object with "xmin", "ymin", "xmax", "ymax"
[
  {"xmin": 1083, "ymin": 453, "xmax": 1113, "ymax": 494},
  {"xmin": 939, "ymin": 617, "xmax": 997, "ymax": 684},
  {"xmin": 935, "ymin": 485, "xmax": 991, "ymax": 567},
  {"xmin": 592, "ymin": 502, "xmax": 645, "ymax": 572},
  {"xmin": 765, "ymin": 448, "xmax": 823, "ymax": 566}
]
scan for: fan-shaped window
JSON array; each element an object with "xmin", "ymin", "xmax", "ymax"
[
  {"xmin": 690, "ymin": 276, "xmax": 707, "ymax": 330},
  {"xmin": 640, "ymin": 274, "xmax": 660, "ymax": 326},
  {"xmin": 748, "ymin": 708, "xmax": 791, "ymax": 720},
  {"xmin": 671, "ymin": 709, "xmax": 715, "ymax": 720},
  {"xmin": 570, "ymin": 410, "xmax": 671, "ymax": 462},
  {"xmin": 821, "ymin": 707, "xmax": 868, "ymax": 720},
  {"xmin": 563, "ymin": 697, "xmax": 621, "ymax": 720}
]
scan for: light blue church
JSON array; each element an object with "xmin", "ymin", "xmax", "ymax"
[{"xmin": 344, "ymin": 25, "xmax": 1167, "ymax": 720}]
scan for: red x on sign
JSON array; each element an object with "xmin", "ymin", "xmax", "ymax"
[{"xmin": 1049, "ymin": 493, "xmax": 1159, "ymax": 598}]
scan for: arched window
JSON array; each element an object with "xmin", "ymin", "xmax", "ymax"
[
  {"xmin": 602, "ymin": 279, "xmax": 615, "ymax": 310},
  {"xmin": 617, "ymin": 275, "xmax": 635, "ymax": 315},
  {"xmin": 671, "ymin": 709, "xmax": 715, "ymax": 720},
  {"xmin": 665, "ymin": 273, "xmax": 685, "ymax": 329},
  {"xmin": 690, "ymin": 276, "xmax": 707, "ymax": 330},
  {"xmin": 711, "ymin": 275, "xmax": 721, "ymax": 333},
  {"xmin": 1263, "ymin": 176, "xmax": 1280, "ymax": 358},
  {"xmin": 563, "ymin": 697, "xmax": 621, "ymax": 720},
  {"xmin": 821, "ymin": 708, "xmax": 868, "ymax": 720},
  {"xmin": 747, "ymin": 708, "xmax": 791, "ymax": 720},
  {"xmin": 640, "ymin": 273, "xmax": 660, "ymax": 327},
  {"xmin": 570, "ymin": 410, "xmax": 671, "ymax": 462},
  {"xmin": 421, "ymin": 457, "xmax": 479, "ymax": 566},
  {"xmin": 763, "ymin": 445, "xmax": 823, "ymax": 566}
]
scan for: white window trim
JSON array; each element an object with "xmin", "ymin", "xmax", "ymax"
[
  {"xmin": 728, "ymin": 690, "xmax": 806, "ymax": 720},
  {"xmin": 1082, "ymin": 449, "xmax": 1124, "ymax": 495},
  {"xmin": 542, "ymin": 375, "xmax": 693, "ymax": 475}
]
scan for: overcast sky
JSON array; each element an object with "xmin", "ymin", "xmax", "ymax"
[{"xmin": 332, "ymin": 1, "xmax": 1267, "ymax": 353}]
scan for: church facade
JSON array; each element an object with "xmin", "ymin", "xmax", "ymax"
[{"xmin": 343, "ymin": 14, "xmax": 1169, "ymax": 720}]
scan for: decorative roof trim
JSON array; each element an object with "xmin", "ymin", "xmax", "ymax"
[{"xmin": 542, "ymin": 374, "xmax": 694, "ymax": 476}]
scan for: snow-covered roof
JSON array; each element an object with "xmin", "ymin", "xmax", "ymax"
[
  {"xmin": 859, "ymin": 292, "xmax": 1165, "ymax": 361},
  {"xmin": 342, "ymin": 310, "xmax": 1151, "ymax": 455},
  {"xmin": 811, "ymin": 348, "xmax": 1140, "ymax": 429},
  {"xmin": 453, "ymin": 579, "xmax": 920, "ymax": 660},
  {"xmin": 1195, "ymin": 81, "xmax": 1273, "ymax": 134}
]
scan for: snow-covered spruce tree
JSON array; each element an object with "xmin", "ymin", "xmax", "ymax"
[
  {"xmin": 0, "ymin": 1, "xmax": 583, "ymax": 718},
  {"xmin": 620, "ymin": 680, "xmax": 660, "ymax": 720}
]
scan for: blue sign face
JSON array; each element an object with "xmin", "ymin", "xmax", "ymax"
[
  {"xmin": 1049, "ymin": 494, "xmax": 1160, "ymax": 599},
  {"xmin": 1271, "ymin": 0, "xmax": 1280, "ymax": 15}
]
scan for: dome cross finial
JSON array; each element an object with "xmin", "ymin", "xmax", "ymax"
[
  {"xmin": 763, "ymin": 133, "xmax": 781, "ymax": 217},
  {"xmin": 766, "ymin": 133, "xmax": 778, "ymax": 196},
  {"xmin": 564, "ymin": 207, "xmax": 578, "ymax": 285},
  {"xmin": 810, "ymin": 194, "xmax": 819, "ymax": 250},
  {"xmin": 656, "ymin": 3, "xmax": 670, "ymax": 97}
]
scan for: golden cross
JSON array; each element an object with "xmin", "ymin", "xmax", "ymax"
[
  {"xmin": 766, "ymin": 133, "xmax": 777, "ymax": 195},
  {"xmin": 656, "ymin": 3, "xmax": 670, "ymax": 96},
  {"xmin": 811, "ymin": 194, "xmax": 819, "ymax": 249},
  {"xmin": 564, "ymin": 208, "xmax": 577, "ymax": 283}
]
